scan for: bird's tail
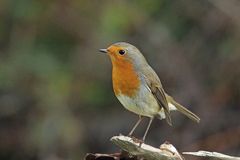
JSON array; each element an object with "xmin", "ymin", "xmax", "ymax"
[{"xmin": 166, "ymin": 94, "xmax": 200, "ymax": 123}]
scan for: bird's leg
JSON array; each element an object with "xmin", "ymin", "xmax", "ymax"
[
  {"xmin": 128, "ymin": 115, "xmax": 142, "ymax": 136},
  {"xmin": 140, "ymin": 117, "xmax": 154, "ymax": 146}
]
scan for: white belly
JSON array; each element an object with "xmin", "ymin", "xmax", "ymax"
[
  {"xmin": 116, "ymin": 84, "xmax": 177, "ymax": 118},
  {"xmin": 116, "ymin": 84, "xmax": 160, "ymax": 117}
]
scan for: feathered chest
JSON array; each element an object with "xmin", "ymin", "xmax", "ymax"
[{"xmin": 112, "ymin": 60, "xmax": 140, "ymax": 97}]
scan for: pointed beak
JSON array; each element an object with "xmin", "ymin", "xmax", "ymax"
[{"xmin": 99, "ymin": 49, "xmax": 108, "ymax": 53}]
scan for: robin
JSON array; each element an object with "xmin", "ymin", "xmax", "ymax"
[{"xmin": 99, "ymin": 42, "xmax": 200, "ymax": 142}]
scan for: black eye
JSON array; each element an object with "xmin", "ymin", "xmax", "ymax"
[{"xmin": 118, "ymin": 50, "xmax": 125, "ymax": 55}]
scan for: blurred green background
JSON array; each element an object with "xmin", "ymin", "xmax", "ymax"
[{"xmin": 0, "ymin": 0, "xmax": 240, "ymax": 159}]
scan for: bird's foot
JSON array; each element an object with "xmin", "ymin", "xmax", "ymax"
[
  {"xmin": 123, "ymin": 134, "xmax": 144, "ymax": 147},
  {"xmin": 129, "ymin": 136, "xmax": 144, "ymax": 147},
  {"xmin": 127, "ymin": 134, "xmax": 135, "ymax": 138},
  {"xmin": 138, "ymin": 140, "xmax": 144, "ymax": 147}
]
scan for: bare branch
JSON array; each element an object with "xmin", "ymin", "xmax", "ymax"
[
  {"xmin": 183, "ymin": 151, "xmax": 240, "ymax": 160},
  {"xmin": 110, "ymin": 135, "xmax": 183, "ymax": 160}
]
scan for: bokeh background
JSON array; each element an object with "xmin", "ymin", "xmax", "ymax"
[{"xmin": 0, "ymin": 0, "xmax": 240, "ymax": 159}]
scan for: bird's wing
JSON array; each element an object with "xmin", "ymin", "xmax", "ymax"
[{"xmin": 141, "ymin": 66, "xmax": 172, "ymax": 125}]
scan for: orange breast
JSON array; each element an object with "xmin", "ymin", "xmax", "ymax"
[{"xmin": 112, "ymin": 59, "xmax": 140, "ymax": 97}]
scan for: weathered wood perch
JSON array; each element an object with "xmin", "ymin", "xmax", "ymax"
[
  {"xmin": 183, "ymin": 151, "xmax": 240, "ymax": 160},
  {"xmin": 85, "ymin": 135, "xmax": 240, "ymax": 160},
  {"xmin": 111, "ymin": 135, "xmax": 183, "ymax": 160}
]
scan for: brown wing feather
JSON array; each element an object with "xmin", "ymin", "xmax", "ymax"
[
  {"xmin": 152, "ymin": 86, "xmax": 172, "ymax": 125},
  {"xmin": 141, "ymin": 66, "xmax": 172, "ymax": 125}
]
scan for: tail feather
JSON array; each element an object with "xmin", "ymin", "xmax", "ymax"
[{"xmin": 166, "ymin": 95, "xmax": 200, "ymax": 123}]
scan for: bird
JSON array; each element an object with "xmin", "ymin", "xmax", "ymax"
[{"xmin": 99, "ymin": 42, "xmax": 200, "ymax": 142}]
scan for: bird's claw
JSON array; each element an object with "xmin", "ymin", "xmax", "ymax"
[{"xmin": 128, "ymin": 136, "xmax": 144, "ymax": 147}]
